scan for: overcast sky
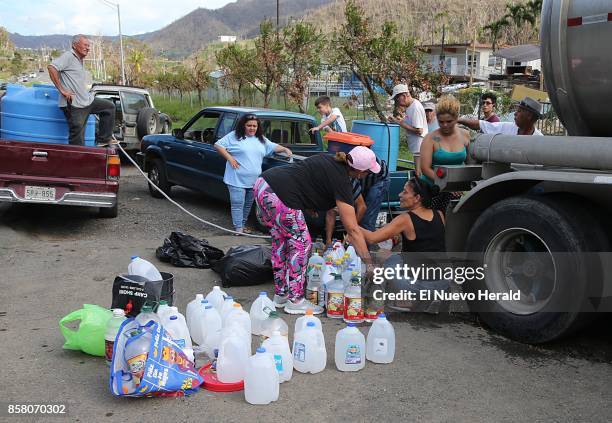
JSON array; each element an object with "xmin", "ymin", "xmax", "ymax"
[{"xmin": 1, "ymin": 0, "xmax": 235, "ymax": 36}]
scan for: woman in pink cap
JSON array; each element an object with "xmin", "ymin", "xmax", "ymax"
[{"xmin": 254, "ymin": 146, "xmax": 379, "ymax": 315}]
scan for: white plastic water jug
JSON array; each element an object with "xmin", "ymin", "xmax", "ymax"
[
  {"xmin": 206, "ymin": 285, "xmax": 227, "ymax": 311},
  {"xmin": 186, "ymin": 294, "xmax": 205, "ymax": 333},
  {"xmin": 224, "ymin": 303, "xmax": 251, "ymax": 335},
  {"xmin": 366, "ymin": 313, "xmax": 395, "ymax": 364},
  {"xmin": 260, "ymin": 311, "xmax": 288, "ymax": 339},
  {"xmin": 221, "ymin": 296, "xmax": 236, "ymax": 325},
  {"xmin": 156, "ymin": 300, "xmax": 171, "ymax": 320},
  {"xmin": 261, "ymin": 330, "xmax": 293, "ymax": 383},
  {"xmin": 135, "ymin": 304, "xmax": 161, "ymax": 326},
  {"xmin": 335, "ymin": 323, "xmax": 366, "ymax": 371},
  {"xmin": 162, "ymin": 314, "xmax": 194, "ymax": 362},
  {"xmin": 217, "ymin": 328, "xmax": 251, "ymax": 383},
  {"xmin": 293, "ymin": 322, "xmax": 326, "ymax": 374},
  {"xmin": 294, "ymin": 309, "xmax": 323, "ymax": 334},
  {"xmin": 249, "ymin": 292, "xmax": 275, "ymax": 336},
  {"xmin": 128, "ymin": 256, "xmax": 162, "ymax": 281},
  {"xmin": 221, "ymin": 321, "xmax": 252, "ymax": 355},
  {"xmin": 201, "ymin": 305, "xmax": 222, "ymax": 358},
  {"xmin": 320, "ymin": 260, "xmax": 335, "ymax": 308},
  {"xmin": 244, "ymin": 347, "xmax": 280, "ymax": 405}
]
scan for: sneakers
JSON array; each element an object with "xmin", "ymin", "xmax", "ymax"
[
  {"xmin": 284, "ymin": 298, "xmax": 324, "ymax": 315},
  {"xmin": 273, "ymin": 294, "xmax": 288, "ymax": 308}
]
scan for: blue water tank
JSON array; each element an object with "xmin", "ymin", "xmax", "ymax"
[
  {"xmin": 351, "ymin": 120, "xmax": 400, "ymax": 171},
  {"xmin": 0, "ymin": 84, "xmax": 95, "ymax": 146}
]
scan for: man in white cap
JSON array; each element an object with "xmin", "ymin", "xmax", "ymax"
[
  {"xmin": 388, "ymin": 84, "xmax": 428, "ymax": 175},
  {"xmin": 423, "ymin": 101, "xmax": 439, "ymax": 133},
  {"xmin": 458, "ymin": 97, "xmax": 544, "ymax": 136}
]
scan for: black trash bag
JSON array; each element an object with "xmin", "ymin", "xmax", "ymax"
[
  {"xmin": 211, "ymin": 244, "xmax": 273, "ymax": 287},
  {"xmin": 156, "ymin": 231, "xmax": 224, "ymax": 268}
]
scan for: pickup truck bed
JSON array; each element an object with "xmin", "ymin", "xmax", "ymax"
[{"xmin": 0, "ymin": 140, "xmax": 120, "ymax": 217}]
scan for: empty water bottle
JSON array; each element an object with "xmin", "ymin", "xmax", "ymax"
[
  {"xmin": 244, "ymin": 347, "xmax": 280, "ymax": 405},
  {"xmin": 206, "ymin": 285, "xmax": 227, "ymax": 311},
  {"xmin": 261, "ymin": 331, "xmax": 293, "ymax": 383},
  {"xmin": 335, "ymin": 323, "xmax": 366, "ymax": 372},
  {"xmin": 250, "ymin": 292, "xmax": 275, "ymax": 336},
  {"xmin": 366, "ymin": 313, "xmax": 395, "ymax": 364},
  {"xmin": 128, "ymin": 256, "xmax": 162, "ymax": 281},
  {"xmin": 293, "ymin": 322, "xmax": 326, "ymax": 374}
]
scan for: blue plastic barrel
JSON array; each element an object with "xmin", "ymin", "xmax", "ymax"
[
  {"xmin": 0, "ymin": 84, "xmax": 95, "ymax": 146},
  {"xmin": 351, "ymin": 120, "xmax": 400, "ymax": 171}
]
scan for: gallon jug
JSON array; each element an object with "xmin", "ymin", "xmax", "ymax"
[
  {"xmin": 293, "ymin": 322, "xmax": 326, "ymax": 374},
  {"xmin": 332, "ymin": 241, "xmax": 345, "ymax": 261},
  {"xmin": 294, "ymin": 309, "xmax": 323, "ymax": 334},
  {"xmin": 261, "ymin": 331, "xmax": 293, "ymax": 383},
  {"xmin": 366, "ymin": 313, "xmax": 395, "ymax": 364},
  {"xmin": 260, "ymin": 311, "xmax": 288, "ymax": 339},
  {"xmin": 224, "ymin": 303, "xmax": 252, "ymax": 335},
  {"xmin": 221, "ymin": 320, "xmax": 252, "ymax": 354},
  {"xmin": 335, "ymin": 323, "xmax": 366, "ymax": 372},
  {"xmin": 186, "ymin": 294, "xmax": 205, "ymax": 333},
  {"xmin": 326, "ymin": 274, "xmax": 345, "ymax": 319},
  {"xmin": 206, "ymin": 285, "xmax": 227, "ymax": 311},
  {"xmin": 343, "ymin": 277, "xmax": 364, "ymax": 324},
  {"xmin": 127, "ymin": 256, "xmax": 162, "ymax": 281},
  {"xmin": 156, "ymin": 300, "xmax": 171, "ymax": 320},
  {"xmin": 244, "ymin": 347, "xmax": 280, "ymax": 405},
  {"xmin": 163, "ymin": 315, "xmax": 194, "ymax": 362},
  {"xmin": 312, "ymin": 237, "xmax": 326, "ymax": 256},
  {"xmin": 250, "ymin": 292, "xmax": 275, "ymax": 336},
  {"xmin": 306, "ymin": 253, "xmax": 325, "ymax": 306},
  {"xmin": 320, "ymin": 261, "xmax": 335, "ymax": 308},
  {"xmin": 200, "ymin": 305, "xmax": 223, "ymax": 358},
  {"xmin": 217, "ymin": 329, "xmax": 250, "ymax": 383},
  {"xmin": 105, "ymin": 308, "xmax": 126, "ymax": 366},
  {"xmin": 221, "ymin": 296, "xmax": 236, "ymax": 325},
  {"xmin": 135, "ymin": 304, "xmax": 161, "ymax": 326}
]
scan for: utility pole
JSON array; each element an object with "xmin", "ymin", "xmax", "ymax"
[
  {"xmin": 100, "ymin": 0, "xmax": 126, "ymax": 85},
  {"xmin": 440, "ymin": 23, "xmax": 446, "ymax": 72},
  {"xmin": 276, "ymin": 0, "xmax": 280, "ymax": 32}
]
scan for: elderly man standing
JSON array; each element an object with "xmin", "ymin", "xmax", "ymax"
[
  {"xmin": 459, "ymin": 97, "xmax": 544, "ymax": 136},
  {"xmin": 48, "ymin": 34, "xmax": 115, "ymax": 146}
]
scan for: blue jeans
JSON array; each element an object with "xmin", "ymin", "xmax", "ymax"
[
  {"xmin": 361, "ymin": 177, "xmax": 390, "ymax": 231},
  {"xmin": 227, "ymin": 184, "xmax": 254, "ymax": 230}
]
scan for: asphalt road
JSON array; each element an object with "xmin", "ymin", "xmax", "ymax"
[{"xmin": 1, "ymin": 165, "xmax": 611, "ymax": 422}]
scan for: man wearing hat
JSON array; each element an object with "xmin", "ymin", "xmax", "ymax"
[
  {"xmin": 388, "ymin": 84, "xmax": 428, "ymax": 175},
  {"xmin": 423, "ymin": 102, "xmax": 439, "ymax": 133},
  {"xmin": 458, "ymin": 97, "xmax": 543, "ymax": 136}
]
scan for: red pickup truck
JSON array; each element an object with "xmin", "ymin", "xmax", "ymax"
[{"xmin": 0, "ymin": 140, "xmax": 120, "ymax": 217}]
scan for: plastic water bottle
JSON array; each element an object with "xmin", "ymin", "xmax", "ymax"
[
  {"xmin": 261, "ymin": 331, "xmax": 293, "ymax": 383},
  {"xmin": 326, "ymin": 274, "xmax": 345, "ymax": 319},
  {"xmin": 366, "ymin": 313, "xmax": 395, "ymax": 364},
  {"xmin": 294, "ymin": 308, "xmax": 322, "ymax": 334},
  {"xmin": 127, "ymin": 256, "xmax": 162, "ymax": 281},
  {"xmin": 124, "ymin": 328, "xmax": 152, "ymax": 386},
  {"xmin": 312, "ymin": 237, "xmax": 325, "ymax": 256},
  {"xmin": 186, "ymin": 294, "xmax": 205, "ymax": 333},
  {"xmin": 244, "ymin": 347, "xmax": 280, "ymax": 405},
  {"xmin": 306, "ymin": 253, "xmax": 325, "ymax": 306},
  {"xmin": 206, "ymin": 285, "xmax": 227, "ymax": 311},
  {"xmin": 250, "ymin": 292, "xmax": 275, "ymax": 336},
  {"xmin": 156, "ymin": 300, "xmax": 171, "ymax": 320},
  {"xmin": 320, "ymin": 261, "xmax": 334, "ymax": 308},
  {"xmin": 224, "ymin": 303, "xmax": 252, "ymax": 335},
  {"xmin": 105, "ymin": 309, "xmax": 126, "ymax": 366},
  {"xmin": 162, "ymin": 314, "xmax": 194, "ymax": 362},
  {"xmin": 217, "ymin": 326, "xmax": 251, "ymax": 383},
  {"xmin": 335, "ymin": 323, "xmax": 366, "ymax": 371},
  {"xmin": 200, "ymin": 305, "xmax": 223, "ymax": 357},
  {"xmin": 135, "ymin": 303, "xmax": 161, "ymax": 326},
  {"xmin": 293, "ymin": 322, "xmax": 326, "ymax": 374},
  {"xmin": 343, "ymin": 276, "xmax": 364, "ymax": 324},
  {"xmin": 260, "ymin": 311, "xmax": 288, "ymax": 339},
  {"xmin": 221, "ymin": 296, "xmax": 236, "ymax": 325},
  {"xmin": 332, "ymin": 241, "xmax": 345, "ymax": 261}
]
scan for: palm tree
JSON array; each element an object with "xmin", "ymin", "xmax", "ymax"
[{"xmin": 482, "ymin": 18, "xmax": 510, "ymax": 51}]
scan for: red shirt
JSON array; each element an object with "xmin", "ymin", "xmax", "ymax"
[{"xmin": 485, "ymin": 113, "xmax": 500, "ymax": 123}]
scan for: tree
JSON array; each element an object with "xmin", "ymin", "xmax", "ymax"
[
  {"xmin": 281, "ymin": 21, "xmax": 323, "ymax": 113},
  {"xmin": 252, "ymin": 20, "xmax": 285, "ymax": 107},
  {"xmin": 125, "ymin": 39, "xmax": 152, "ymax": 86},
  {"xmin": 10, "ymin": 51, "xmax": 25, "ymax": 76},
  {"xmin": 215, "ymin": 43, "xmax": 253, "ymax": 105},
  {"xmin": 188, "ymin": 54, "xmax": 211, "ymax": 106},
  {"xmin": 482, "ymin": 18, "xmax": 510, "ymax": 51}
]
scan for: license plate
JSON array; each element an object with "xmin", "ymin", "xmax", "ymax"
[
  {"xmin": 375, "ymin": 211, "xmax": 388, "ymax": 228},
  {"xmin": 125, "ymin": 127, "xmax": 136, "ymax": 136},
  {"xmin": 24, "ymin": 186, "xmax": 56, "ymax": 201}
]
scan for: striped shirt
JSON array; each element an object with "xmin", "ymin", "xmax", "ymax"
[{"xmin": 361, "ymin": 159, "xmax": 389, "ymax": 192}]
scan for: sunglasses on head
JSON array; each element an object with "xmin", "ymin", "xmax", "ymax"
[{"xmin": 244, "ymin": 114, "xmax": 258, "ymax": 120}]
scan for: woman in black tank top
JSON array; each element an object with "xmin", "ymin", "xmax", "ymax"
[{"xmin": 359, "ymin": 177, "xmax": 446, "ymax": 252}]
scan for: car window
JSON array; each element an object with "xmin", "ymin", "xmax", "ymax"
[
  {"xmin": 183, "ymin": 112, "xmax": 221, "ymax": 143},
  {"xmin": 261, "ymin": 119, "xmax": 316, "ymax": 145},
  {"xmin": 293, "ymin": 121, "xmax": 317, "ymax": 144},
  {"xmin": 120, "ymin": 92, "xmax": 148, "ymax": 114},
  {"xmin": 217, "ymin": 113, "xmax": 238, "ymax": 139}
]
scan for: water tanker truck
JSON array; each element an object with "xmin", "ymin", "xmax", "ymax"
[{"xmin": 437, "ymin": 0, "xmax": 612, "ymax": 343}]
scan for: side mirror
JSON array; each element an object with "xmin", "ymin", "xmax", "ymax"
[{"xmin": 172, "ymin": 128, "xmax": 183, "ymax": 138}]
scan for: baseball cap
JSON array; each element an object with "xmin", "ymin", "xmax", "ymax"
[
  {"xmin": 517, "ymin": 97, "xmax": 543, "ymax": 118},
  {"xmin": 423, "ymin": 102, "xmax": 435, "ymax": 111},
  {"xmin": 389, "ymin": 84, "xmax": 409, "ymax": 101},
  {"xmin": 348, "ymin": 146, "xmax": 381, "ymax": 173}
]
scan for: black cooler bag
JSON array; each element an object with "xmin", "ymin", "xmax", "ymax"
[{"xmin": 110, "ymin": 272, "xmax": 174, "ymax": 317}]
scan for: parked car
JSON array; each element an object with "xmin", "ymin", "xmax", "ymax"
[
  {"xmin": 90, "ymin": 84, "xmax": 172, "ymax": 152},
  {"xmin": 138, "ymin": 106, "xmax": 410, "ymax": 232},
  {"xmin": 29, "ymin": 73, "xmax": 37, "ymax": 79}
]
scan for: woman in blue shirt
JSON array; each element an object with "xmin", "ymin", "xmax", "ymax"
[{"xmin": 214, "ymin": 114, "xmax": 292, "ymax": 234}]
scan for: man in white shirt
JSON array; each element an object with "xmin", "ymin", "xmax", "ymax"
[
  {"xmin": 459, "ymin": 97, "xmax": 544, "ymax": 136},
  {"xmin": 388, "ymin": 84, "xmax": 428, "ymax": 175}
]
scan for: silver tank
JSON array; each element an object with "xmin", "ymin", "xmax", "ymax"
[{"xmin": 541, "ymin": 0, "xmax": 612, "ymax": 137}]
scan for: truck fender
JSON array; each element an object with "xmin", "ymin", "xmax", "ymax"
[{"xmin": 143, "ymin": 145, "xmax": 166, "ymax": 172}]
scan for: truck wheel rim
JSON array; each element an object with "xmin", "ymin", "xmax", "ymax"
[
  {"xmin": 149, "ymin": 116, "xmax": 157, "ymax": 133},
  {"xmin": 150, "ymin": 167, "xmax": 160, "ymax": 186},
  {"xmin": 484, "ymin": 228, "xmax": 557, "ymax": 315}
]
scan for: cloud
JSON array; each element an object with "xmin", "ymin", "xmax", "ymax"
[{"xmin": 1, "ymin": 0, "xmax": 236, "ymax": 35}]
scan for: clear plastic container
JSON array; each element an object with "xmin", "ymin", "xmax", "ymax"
[
  {"xmin": 244, "ymin": 347, "xmax": 280, "ymax": 405},
  {"xmin": 135, "ymin": 304, "xmax": 161, "ymax": 326},
  {"xmin": 261, "ymin": 331, "xmax": 293, "ymax": 383},
  {"xmin": 292, "ymin": 322, "xmax": 326, "ymax": 374},
  {"xmin": 335, "ymin": 323, "xmax": 366, "ymax": 372},
  {"xmin": 326, "ymin": 274, "xmax": 345, "ymax": 319},
  {"xmin": 306, "ymin": 253, "xmax": 325, "ymax": 306},
  {"xmin": 249, "ymin": 292, "xmax": 276, "ymax": 336},
  {"xmin": 366, "ymin": 313, "xmax": 395, "ymax": 364},
  {"xmin": 156, "ymin": 300, "xmax": 170, "ymax": 320},
  {"xmin": 225, "ymin": 303, "xmax": 252, "ymax": 336},
  {"xmin": 162, "ymin": 314, "xmax": 194, "ymax": 362},
  {"xmin": 294, "ymin": 309, "xmax": 323, "ymax": 334},
  {"xmin": 343, "ymin": 277, "xmax": 364, "ymax": 324},
  {"xmin": 260, "ymin": 311, "xmax": 288, "ymax": 339},
  {"xmin": 185, "ymin": 294, "xmax": 205, "ymax": 333},
  {"xmin": 220, "ymin": 296, "xmax": 236, "ymax": 325},
  {"xmin": 217, "ymin": 327, "xmax": 250, "ymax": 383},
  {"xmin": 105, "ymin": 309, "xmax": 126, "ymax": 366},
  {"xmin": 128, "ymin": 256, "xmax": 162, "ymax": 281},
  {"xmin": 200, "ymin": 305, "xmax": 222, "ymax": 357},
  {"xmin": 205, "ymin": 286, "xmax": 227, "ymax": 311}
]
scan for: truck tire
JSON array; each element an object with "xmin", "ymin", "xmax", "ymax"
[
  {"xmin": 137, "ymin": 107, "xmax": 160, "ymax": 138},
  {"xmin": 99, "ymin": 201, "xmax": 118, "ymax": 218},
  {"xmin": 464, "ymin": 195, "xmax": 607, "ymax": 344},
  {"xmin": 147, "ymin": 158, "xmax": 171, "ymax": 198}
]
